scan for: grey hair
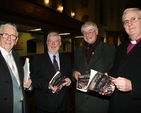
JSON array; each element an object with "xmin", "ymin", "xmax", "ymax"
[
  {"xmin": 0, "ymin": 23, "xmax": 18, "ymax": 37},
  {"xmin": 81, "ymin": 21, "xmax": 98, "ymax": 33},
  {"xmin": 122, "ymin": 8, "xmax": 141, "ymax": 22},
  {"xmin": 46, "ymin": 32, "xmax": 61, "ymax": 41}
]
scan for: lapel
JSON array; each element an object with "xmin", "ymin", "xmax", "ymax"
[
  {"xmin": 121, "ymin": 40, "xmax": 141, "ymax": 61},
  {"xmin": 88, "ymin": 42, "xmax": 102, "ymax": 67},
  {"xmin": 127, "ymin": 40, "xmax": 141, "ymax": 56},
  {"xmin": 0, "ymin": 51, "xmax": 10, "ymax": 71},
  {"xmin": 59, "ymin": 53, "xmax": 63, "ymax": 72},
  {"xmin": 0, "ymin": 50, "xmax": 18, "ymax": 81},
  {"xmin": 45, "ymin": 53, "xmax": 57, "ymax": 73}
]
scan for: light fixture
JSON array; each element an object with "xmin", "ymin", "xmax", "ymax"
[
  {"xmin": 57, "ymin": 6, "xmax": 63, "ymax": 12},
  {"xmin": 75, "ymin": 36, "xmax": 83, "ymax": 38},
  {"xmin": 44, "ymin": 0, "xmax": 49, "ymax": 4},
  {"xmin": 59, "ymin": 33, "xmax": 70, "ymax": 35},
  {"xmin": 71, "ymin": 12, "xmax": 75, "ymax": 17},
  {"xmin": 71, "ymin": 9, "xmax": 75, "ymax": 18},
  {"xmin": 27, "ymin": 28, "xmax": 41, "ymax": 32}
]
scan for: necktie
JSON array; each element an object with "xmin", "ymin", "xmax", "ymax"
[
  {"xmin": 6, "ymin": 54, "xmax": 19, "ymax": 84},
  {"xmin": 53, "ymin": 55, "xmax": 59, "ymax": 72}
]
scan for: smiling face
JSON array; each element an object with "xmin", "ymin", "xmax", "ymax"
[
  {"xmin": 46, "ymin": 35, "xmax": 61, "ymax": 54},
  {"xmin": 123, "ymin": 9, "xmax": 141, "ymax": 40},
  {"xmin": 82, "ymin": 27, "xmax": 98, "ymax": 44},
  {"xmin": 0, "ymin": 26, "xmax": 18, "ymax": 52}
]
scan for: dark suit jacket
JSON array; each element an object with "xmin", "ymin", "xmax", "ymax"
[
  {"xmin": 108, "ymin": 40, "xmax": 141, "ymax": 113},
  {"xmin": 72, "ymin": 41, "xmax": 116, "ymax": 113},
  {"xmin": 30, "ymin": 52, "xmax": 72, "ymax": 112},
  {"xmin": 0, "ymin": 50, "xmax": 28, "ymax": 113}
]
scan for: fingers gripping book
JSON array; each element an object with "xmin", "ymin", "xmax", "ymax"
[
  {"xmin": 49, "ymin": 71, "xmax": 65, "ymax": 92},
  {"xmin": 77, "ymin": 69, "xmax": 115, "ymax": 96}
]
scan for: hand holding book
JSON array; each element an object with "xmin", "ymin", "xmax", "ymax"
[
  {"xmin": 49, "ymin": 71, "xmax": 66, "ymax": 93},
  {"xmin": 77, "ymin": 69, "xmax": 115, "ymax": 96}
]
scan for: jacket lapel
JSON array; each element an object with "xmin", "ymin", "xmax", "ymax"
[
  {"xmin": 0, "ymin": 51, "xmax": 10, "ymax": 71},
  {"xmin": 88, "ymin": 42, "xmax": 102, "ymax": 67},
  {"xmin": 45, "ymin": 53, "xmax": 56, "ymax": 73}
]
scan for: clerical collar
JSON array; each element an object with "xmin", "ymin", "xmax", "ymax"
[{"xmin": 130, "ymin": 38, "xmax": 141, "ymax": 44}]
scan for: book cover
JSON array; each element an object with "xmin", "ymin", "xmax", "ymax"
[
  {"xmin": 49, "ymin": 71, "xmax": 65, "ymax": 91},
  {"xmin": 77, "ymin": 69, "xmax": 115, "ymax": 96}
]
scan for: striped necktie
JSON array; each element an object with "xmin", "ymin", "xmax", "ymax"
[{"xmin": 6, "ymin": 54, "xmax": 19, "ymax": 84}]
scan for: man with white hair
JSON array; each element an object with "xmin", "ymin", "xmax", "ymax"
[{"xmin": 108, "ymin": 8, "xmax": 141, "ymax": 113}]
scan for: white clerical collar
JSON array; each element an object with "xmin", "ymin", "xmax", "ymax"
[{"xmin": 130, "ymin": 40, "xmax": 137, "ymax": 44}]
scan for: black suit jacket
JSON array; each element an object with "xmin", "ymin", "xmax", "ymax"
[
  {"xmin": 109, "ymin": 40, "xmax": 141, "ymax": 113},
  {"xmin": 0, "ymin": 50, "xmax": 28, "ymax": 113},
  {"xmin": 30, "ymin": 52, "xmax": 72, "ymax": 112}
]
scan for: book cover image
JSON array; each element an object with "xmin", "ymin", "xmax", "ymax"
[
  {"xmin": 49, "ymin": 71, "xmax": 65, "ymax": 92},
  {"xmin": 77, "ymin": 74, "xmax": 90, "ymax": 92},
  {"xmin": 77, "ymin": 69, "xmax": 115, "ymax": 96}
]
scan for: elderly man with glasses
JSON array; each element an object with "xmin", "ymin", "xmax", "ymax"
[
  {"xmin": 72, "ymin": 21, "xmax": 116, "ymax": 113},
  {"xmin": 0, "ymin": 23, "xmax": 32, "ymax": 113},
  {"xmin": 108, "ymin": 8, "xmax": 141, "ymax": 113}
]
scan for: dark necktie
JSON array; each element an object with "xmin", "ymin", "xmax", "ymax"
[{"xmin": 53, "ymin": 55, "xmax": 59, "ymax": 72}]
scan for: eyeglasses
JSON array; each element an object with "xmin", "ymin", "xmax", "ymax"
[
  {"xmin": 123, "ymin": 17, "xmax": 141, "ymax": 26},
  {"xmin": 0, "ymin": 33, "xmax": 17, "ymax": 40},
  {"xmin": 47, "ymin": 40, "xmax": 60, "ymax": 44},
  {"xmin": 82, "ymin": 29, "xmax": 95, "ymax": 36}
]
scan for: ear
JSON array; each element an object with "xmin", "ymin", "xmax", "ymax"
[
  {"xmin": 95, "ymin": 29, "xmax": 98, "ymax": 35},
  {"xmin": 14, "ymin": 38, "xmax": 18, "ymax": 45},
  {"xmin": 60, "ymin": 42, "xmax": 62, "ymax": 46}
]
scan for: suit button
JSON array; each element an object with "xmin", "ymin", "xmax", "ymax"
[
  {"xmin": 5, "ymin": 81, "xmax": 8, "ymax": 83},
  {"xmin": 4, "ymin": 98, "xmax": 8, "ymax": 100}
]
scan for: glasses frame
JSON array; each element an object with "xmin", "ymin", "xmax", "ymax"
[
  {"xmin": 123, "ymin": 17, "xmax": 141, "ymax": 26},
  {"xmin": 82, "ymin": 29, "xmax": 95, "ymax": 36},
  {"xmin": 0, "ymin": 33, "xmax": 17, "ymax": 40}
]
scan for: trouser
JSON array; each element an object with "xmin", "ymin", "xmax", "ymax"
[{"xmin": 37, "ymin": 108, "xmax": 67, "ymax": 113}]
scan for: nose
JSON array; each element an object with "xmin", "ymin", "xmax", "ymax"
[
  {"xmin": 7, "ymin": 35, "xmax": 12, "ymax": 40},
  {"xmin": 51, "ymin": 41, "xmax": 55, "ymax": 45}
]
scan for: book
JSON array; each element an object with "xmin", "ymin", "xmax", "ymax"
[
  {"xmin": 49, "ymin": 71, "xmax": 65, "ymax": 92},
  {"xmin": 77, "ymin": 69, "xmax": 115, "ymax": 96},
  {"xmin": 23, "ymin": 58, "xmax": 30, "ymax": 81}
]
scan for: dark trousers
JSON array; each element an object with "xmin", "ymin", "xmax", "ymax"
[{"xmin": 37, "ymin": 108, "xmax": 67, "ymax": 113}]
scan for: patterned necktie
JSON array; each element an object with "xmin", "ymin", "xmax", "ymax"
[
  {"xmin": 53, "ymin": 55, "xmax": 59, "ymax": 72},
  {"xmin": 6, "ymin": 54, "xmax": 19, "ymax": 84}
]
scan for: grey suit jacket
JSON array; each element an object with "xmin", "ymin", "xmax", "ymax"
[{"xmin": 73, "ymin": 41, "xmax": 116, "ymax": 113}]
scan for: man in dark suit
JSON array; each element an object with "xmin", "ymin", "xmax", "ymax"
[
  {"xmin": 108, "ymin": 7, "xmax": 141, "ymax": 113},
  {"xmin": 72, "ymin": 21, "xmax": 116, "ymax": 113},
  {"xmin": 0, "ymin": 23, "xmax": 32, "ymax": 113},
  {"xmin": 30, "ymin": 32, "xmax": 72, "ymax": 113}
]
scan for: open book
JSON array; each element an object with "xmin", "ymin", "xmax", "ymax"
[
  {"xmin": 77, "ymin": 69, "xmax": 115, "ymax": 96},
  {"xmin": 49, "ymin": 71, "xmax": 65, "ymax": 92}
]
